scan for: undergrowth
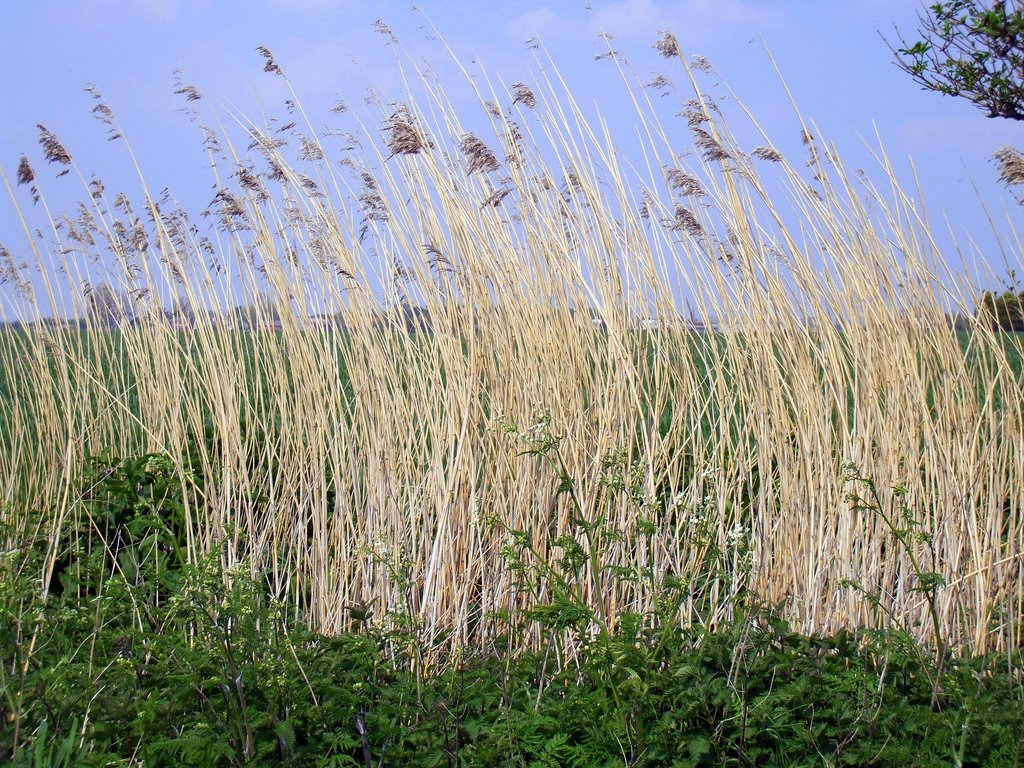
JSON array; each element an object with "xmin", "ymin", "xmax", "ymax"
[{"xmin": 2, "ymin": 439, "xmax": 1023, "ymax": 767}]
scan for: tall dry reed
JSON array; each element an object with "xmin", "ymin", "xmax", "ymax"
[{"xmin": 1, "ymin": 30, "xmax": 1021, "ymax": 656}]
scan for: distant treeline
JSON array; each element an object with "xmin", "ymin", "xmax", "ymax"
[{"xmin": 978, "ymin": 289, "xmax": 1024, "ymax": 332}]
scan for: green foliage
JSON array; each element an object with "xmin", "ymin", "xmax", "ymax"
[
  {"xmin": 889, "ymin": 0, "xmax": 1024, "ymax": 121},
  {"xmin": 2, "ymin": 446, "xmax": 1024, "ymax": 766},
  {"xmin": 10, "ymin": 720, "xmax": 88, "ymax": 768}
]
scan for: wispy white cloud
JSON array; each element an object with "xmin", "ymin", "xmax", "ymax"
[
  {"xmin": 44, "ymin": 0, "xmax": 182, "ymax": 26},
  {"xmin": 258, "ymin": 0, "xmax": 347, "ymax": 13},
  {"xmin": 136, "ymin": 0, "xmax": 179, "ymax": 20},
  {"xmin": 592, "ymin": 0, "xmax": 663, "ymax": 39},
  {"xmin": 506, "ymin": 7, "xmax": 568, "ymax": 42},
  {"xmin": 662, "ymin": 0, "xmax": 784, "ymax": 43}
]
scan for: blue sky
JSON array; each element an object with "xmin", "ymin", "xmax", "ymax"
[{"xmin": 1, "ymin": 0, "xmax": 1022, "ymax": 304}]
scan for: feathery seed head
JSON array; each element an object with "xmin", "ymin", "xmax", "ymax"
[
  {"xmin": 256, "ymin": 46, "xmax": 283, "ymax": 76},
  {"xmin": 460, "ymin": 133, "xmax": 499, "ymax": 175},
  {"xmin": 36, "ymin": 125, "xmax": 72, "ymax": 169},
  {"xmin": 511, "ymin": 83, "xmax": 537, "ymax": 109},
  {"xmin": 691, "ymin": 55, "xmax": 713, "ymax": 72},
  {"xmin": 16, "ymin": 155, "xmax": 35, "ymax": 186},
  {"xmin": 665, "ymin": 205, "xmax": 704, "ymax": 236},
  {"xmin": 481, "ymin": 186, "xmax": 511, "ymax": 209},
  {"xmin": 647, "ymin": 74, "xmax": 672, "ymax": 91},
  {"xmin": 175, "ymin": 83, "xmax": 203, "ymax": 102},
  {"xmin": 372, "ymin": 19, "xmax": 398, "ymax": 43},
  {"xmin": 993, "ymin": 146, "xmax": 1024, "ymax": 186},
  {"xmin": 384, "ymin": 105, "xmax": 432, "ymax": 159},
  {"xmin": 665, "ymin": 167, "xmax": 704, "ymax": 195},
  {"xmin": 653, "ymin": 30, "xmax": 680, "ymax": 59},
  {"xmin": 752, "ymin": 146, "xmax": 783, "ymax": 162}
]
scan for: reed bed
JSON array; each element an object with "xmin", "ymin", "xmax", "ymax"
[{"xmin": 1, "ymin": 30, "xmax": 1022, "ymax": 657}]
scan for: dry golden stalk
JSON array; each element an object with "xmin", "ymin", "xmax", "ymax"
[{"xmin": 0, "ymin": 29, "xmax": 1021, "ymax": 661}]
